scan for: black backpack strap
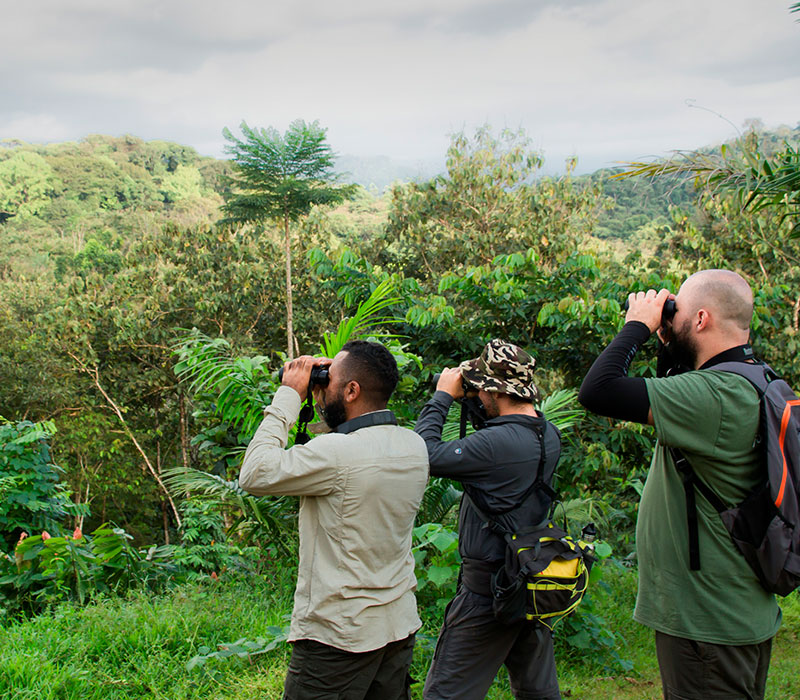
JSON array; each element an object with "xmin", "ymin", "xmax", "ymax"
[
  {"xmin": 464, "ymin": 419, "xmax": 552, "ymax": 537},
  {"xmin": 670, "ymin": 446, "xmax": 728, "ymax": 571},
  {"xmin": 463, "ymin": 491, "xmax": 513, "ymax": 540}
]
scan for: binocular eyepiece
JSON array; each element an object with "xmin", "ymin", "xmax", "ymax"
[
  {"xmin": 278, "ymin": 365, "xmax": 331, "ymax": 387},
  {"xmin": 624, "ymin": 298, "xmax": 677, "ymax": 324}
]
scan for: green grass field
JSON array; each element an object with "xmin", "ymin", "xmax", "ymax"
[{"xmin": 1, "ymin": 564, "xmax": 798, "ymax": 699}]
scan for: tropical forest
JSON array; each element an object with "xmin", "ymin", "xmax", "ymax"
[{"xmin": 1, "ymin": 115, "xmax": 799, "ymax": 698}]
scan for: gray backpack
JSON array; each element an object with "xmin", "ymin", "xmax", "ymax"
[{"xmin": 671, "ymin": 360, "xmax": 800, "ymax": 596}]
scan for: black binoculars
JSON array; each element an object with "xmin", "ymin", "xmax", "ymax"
[
  {"xmin": 431, "ymin": 373, "xmax": 473, "ymax": 394},
  {"xmin": 277, "ymin": 365, "xmax": 330, "ymax": 387},
  {"xmin": 623, "ymin": 298, "xmax": 677, "ymax": 324}
]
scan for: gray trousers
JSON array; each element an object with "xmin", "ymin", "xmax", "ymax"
[
  {"xmin": 655, "ymin": 631, "xmax": 773, "ymax": 700},
  {"xmin": 423, "ymin": 585, "xmax": 561, "ymax": 700}
]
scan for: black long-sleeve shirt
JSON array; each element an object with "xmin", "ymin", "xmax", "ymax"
[
  {"xmin": 415, "ymin": 391, "xmax": 561, "ymax": 563},
  {"xmin": 578, "ymin": 321, "xmax": 652, "ymax": 423}
]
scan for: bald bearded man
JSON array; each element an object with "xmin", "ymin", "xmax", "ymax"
[{"xmin": 579, "ymin": 270, "xmax": 781, "ymax": 700}]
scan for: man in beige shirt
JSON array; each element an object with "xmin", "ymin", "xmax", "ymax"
[{"xmin": 239, "ymin": 340, "xmax": 429, "ymax": 700}]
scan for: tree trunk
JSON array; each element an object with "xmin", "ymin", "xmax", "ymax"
[
  {"xmin": 284, "ymin": 213, "xmax": 294, "ymax": 359},
  {"xmin": 163, "ymin": 501, "xmax": 170, "ymax": 546},
  {"xmin": 179, "ymin": 389, "xmax": 190, "ymax": 474}
]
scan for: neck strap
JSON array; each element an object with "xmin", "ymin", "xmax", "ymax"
[
  {"xmin": 336, "ymin": 410, "xmax": 397, "ymax": 434},
  {"xmin": 699, "ymin": 344, "xmax": 754, "ymax": 370}
]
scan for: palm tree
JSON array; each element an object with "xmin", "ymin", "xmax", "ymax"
[{"xmin": 221, "ymin": 120, "xmax": 357, "ymax": 358}]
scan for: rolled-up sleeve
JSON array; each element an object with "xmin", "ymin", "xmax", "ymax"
[{"xmin": 239, "ymin": 386, "xmax": 340, "ymax": 497}]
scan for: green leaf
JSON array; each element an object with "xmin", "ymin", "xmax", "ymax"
[
  {"xmin": 427, "ymin": 565, "xmax": 457, "ymax": 587},
  {"xmin": 594, "ymin": 541, "xmax": 612, "ymax": 558}
]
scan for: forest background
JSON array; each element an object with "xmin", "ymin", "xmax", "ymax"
[{"xmin": 1, "ymin": 116, "xmax": 800, "ymax": 699}]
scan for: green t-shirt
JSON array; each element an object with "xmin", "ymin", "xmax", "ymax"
[{"xmin": 636, "ymin": 370, "xmax": 782, "ymax": 644}]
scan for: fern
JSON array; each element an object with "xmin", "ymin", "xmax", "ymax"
[{"xmin": 163, "ymin": 468, "xmax": 296, "ymax": 553}]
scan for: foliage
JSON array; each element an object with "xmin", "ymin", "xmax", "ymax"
[
  {"xmin": 618, "ymin": 127, "xmax": 800, "ymax": 235},
  {"xmin": 0, "ymin": 419, "xmax": 86, "ymax": 549},
  {"xmin": 172, "ymin": 499, "xmax": 254, "ymax": 578},
  {"xmin": 221, "ymin": 120, "xmax": 355, "ymax": 227},
  {"xmin": 556, "ymin": 543, "xmax": 633, "ymax": 672},
  {"xmin": 415, "ymin": 478, "xmax": 462, "ymax": 526},
  {"xmin": 173, "ymin": 278, "xmax": 407, "ymax": 458},
  {"xmin": 411, "ymin": 523, "xmax": 461, "ymax": 614},
  {"xmin": 7, "ymin": 121, "xmax": 800, "ymax": 694},
  {"xmin": 583, "ymin": 166, "xmax": 697, "ymax": 240},
  {"xmin": 186, "ymin": 625, "xmax": 289, "ymax": 671},
  {"xmin": 173, "ymin": 332, "xmax": 276, "ymax": 442},
  {"xmin": 2, "ymin": 569, "xmax": 800, "ymax": 698},
  {"xmin": 163, "ymin": 468, "xmax": 297, "ymax": 558},
  {"xmin": 383, "ymin": 126, "xmax": 602, "ymax": 284},
  {"xmin": 0, "ymin": 524, "xmax": 174, "ymax": 616},
  {"xmin": 0, "ymin": 574, "xmax": 297, "ymax": 699}
]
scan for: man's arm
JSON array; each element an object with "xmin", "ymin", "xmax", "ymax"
[
  {"xmin": 239, "ymin": 358, "xmax": 339, "ymax": 497},
  {"xmin": 414, "ymin": 390, "xmax": 495, "ymax": 482},
  {"xmin": 578, "ymin": 289, "xmax": 669, "ymax": 425},
  {"xmin": 239, "ymin": 386, "xmax": 340, "ymax": 496}
]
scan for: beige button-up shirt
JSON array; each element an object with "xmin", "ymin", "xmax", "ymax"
[{"xmin": 239, "ymin": 386, "xmax": 429, "ymax": 652}]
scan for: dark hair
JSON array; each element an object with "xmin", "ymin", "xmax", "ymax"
[
  {"xmin": 505, "ymin": 393, "xmax": 534, "ymax": 406},
  {"xmin": 341, "ymin": 340, "xmax": 399, "ymax": 405}
]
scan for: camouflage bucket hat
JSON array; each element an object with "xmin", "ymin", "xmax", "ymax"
[{"xmin": 458, "ymin": 339, "xmax": 540, "ymax": 401}]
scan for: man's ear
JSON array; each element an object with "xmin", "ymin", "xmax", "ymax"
[
  {"xmin": 696, "ymin": 308, "xmax": 710, "ymax": 331},
  {"xmin": 343, "ymin": 380, "xmax": 361, "ymax": 403}
]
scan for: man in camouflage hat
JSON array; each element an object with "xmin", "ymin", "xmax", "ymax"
[{"xmin": 415, "ymin": 339, "xmax": 563, "ymax": 700}]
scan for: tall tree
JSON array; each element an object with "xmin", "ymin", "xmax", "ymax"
[{"xmin": 221, "ymin": 120, "xmax": 356, "ymax": 358}]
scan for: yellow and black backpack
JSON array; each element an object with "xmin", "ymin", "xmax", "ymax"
[{"xmin": 465, "ymin": 496, "xmax": 595, "ymax": 630}]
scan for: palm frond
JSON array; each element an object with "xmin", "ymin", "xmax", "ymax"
[
  {"xmin": 538, "ymin": 388, "xmax": 584, "ymax": 432},
  {"xmin": 416, "ymin": 478, "xmax": 463, "ymax": 526},
  {"xmin": 172, "ymin": 330, "xmax": 276, "ymax": 438},
  {"xmin": 614, "ymin": 141, "xmax": 800, "ymax": 233},
  {"xmin": 163, "ymin": 467, "xmax": 296, "ymax": 553},
  {"xmin": 319, "ymin": 279, "xmax": 402, "ymax": 358}
]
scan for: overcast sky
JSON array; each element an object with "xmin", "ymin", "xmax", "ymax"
[{"xmin": 3, "ymin": 0, "xmax": 799, "ymax": 173}]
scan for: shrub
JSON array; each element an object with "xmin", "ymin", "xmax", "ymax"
[
  {"xmin": 0, "ymin": 419, "xmax": 87, "ymax": 549},
  {"xmin": 0, "ymin": 524, "xmax": 175, "ymax": 617}
]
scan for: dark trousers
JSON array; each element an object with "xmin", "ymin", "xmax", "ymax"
[
  {"xmin": 423, "ymin": 585, "xmax": 561, "ymax": 700},
  {"xmin": 282, "ymin": 634, "xmax": 415, "ymax": 700},
  {"xmin": 655, "ymin": 631, "xmax": 773, "ymax": 700}
]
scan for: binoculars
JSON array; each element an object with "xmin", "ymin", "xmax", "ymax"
[
  {"xmin": 624, "ymin": 298, "xmax": 676, "ymax": 324},
  {"xmin": 277, "ymin": 365, "xmax": 331, "ymax": 387}
]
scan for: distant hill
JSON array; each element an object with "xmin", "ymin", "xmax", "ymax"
[
  {"xmin": 580, "ymin": 123, "xmax": 800, "ymax": 240},
  {"xmin": 333, "ymin": 154, "xmax": 444, "ymax": 192}
]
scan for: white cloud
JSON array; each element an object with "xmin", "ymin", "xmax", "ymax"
[
  {"xmin": 0, "ymin": 114, "xmax": 73, "ymax": 143},
  {"xmin": 1, "ymin": 0, "xmax": 798, "ymax": 169}
]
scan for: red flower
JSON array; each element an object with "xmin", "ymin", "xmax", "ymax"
[
  {"xmin": 41, "ymin": 531, "xmax": 51, "ymax": 541},
  {"xmin": 72, "ymin": 527, "xmax": 83, "ymax": 540}
]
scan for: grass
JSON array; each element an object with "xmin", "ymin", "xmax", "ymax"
[{"xmin": 1, "ymin": 563, "xmax": 798, "ymax": 699}]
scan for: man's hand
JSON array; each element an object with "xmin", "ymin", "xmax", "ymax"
[
  {"xmin": 625, "ymin": 288, "xmax": 672, "ymax": 333},
  {"xmin": 280, "ymin": 356, "xmax": 325, "ymax": 401},
  {"xmin": 436, "ymin": 367, "xmax": 465, "ymax": 399}
]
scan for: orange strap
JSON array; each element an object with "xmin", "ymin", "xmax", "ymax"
[{"xmin": 776, "ymin": 400, "xmax": 800, "ymax": 508}]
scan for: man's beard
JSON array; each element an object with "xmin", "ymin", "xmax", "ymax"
[
  {"xmin": 666, "ymin": 318, "xmax": 699, "ymax": 371},
  {"xmin": 481, "ymin": 392, "xmax": 500, "ymax": 419},
  {"xmin": 321, "ymin": 390, "xmax": 348, "ymax": 430}
]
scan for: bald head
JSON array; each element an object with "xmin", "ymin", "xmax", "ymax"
[{"xmin": 679, "ymin": 269, "xmax": 753, "ymax": 332}]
